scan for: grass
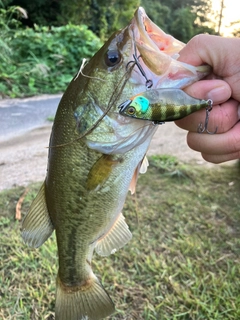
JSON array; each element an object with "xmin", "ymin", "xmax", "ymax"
[
  {"xmin": 46, "ymin": 116, "xmax": 55, "ymax": 122},
  {"xmin": 0, "ymin": 155, "xmax": 240, "ymax": 319}
]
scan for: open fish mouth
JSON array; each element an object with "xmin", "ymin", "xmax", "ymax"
[
  {"xmin": 129, "ymin": 6, "xmax": 185, "ymax": 78},
  {"xmin": 134, "ymin": 7, "xmax": 184, "ymax": 58},
  {"xmin": 129, "ymin": 7, "xmax": 211, "ymax": 86}
]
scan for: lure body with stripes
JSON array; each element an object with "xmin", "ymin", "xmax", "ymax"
[
  {"xmin": 21, "ymin": 7, "xmax": 210, "ymax": 320},
  {"xmin": 118, "ymin": 88, "xmax": 211, "ymax": 122}
]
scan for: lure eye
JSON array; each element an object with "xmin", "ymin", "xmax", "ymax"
[
  {"xmin": 127, "ymin": 106, "xmax": 136, "ymax": 115},
  {"xmin": 105, "ymin": 50, "xmax": 121, "ymax": 67}
]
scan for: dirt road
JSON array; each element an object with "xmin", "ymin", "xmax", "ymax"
[{"xmin": 0, "ymin": 95, "xmax": 234, "ymax": 191}]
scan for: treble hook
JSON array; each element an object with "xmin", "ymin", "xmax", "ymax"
[
  {"xmin": 126, "ymin": 29, "xmax": 153, "ymax": 89},
  {"xmin": 197, "ymin": 99, "xmax": 218, "ymax": 134}
]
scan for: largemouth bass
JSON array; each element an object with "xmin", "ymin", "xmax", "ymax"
[{"xmin": 22, "ymin": 7, "xmax": 210, "ymax": 320}]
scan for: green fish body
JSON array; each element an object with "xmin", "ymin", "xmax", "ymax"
[{"xmin": 21, "ymin": 7, "xmax": 211, "ymax": 320}]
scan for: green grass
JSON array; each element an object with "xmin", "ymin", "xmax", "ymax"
[
  {"xmin": 46, "ymin": 116, "xmax": 55, "ymax": 122},
  {"xmin": 1, "ymin": 155, "xmax": 240, "ymax": 319}
]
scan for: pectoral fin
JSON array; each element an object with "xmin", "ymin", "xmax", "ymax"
[
  {"xmin": 21, "ymin": 182, "xmax": 54, "ymax": 248},
  {"xmin": 86, "ymin": 155, "xmax": 122, "ymax": 191},
  {"xmin": 95, "ymin": 212, "xmax": 132, "ymax": 256}
]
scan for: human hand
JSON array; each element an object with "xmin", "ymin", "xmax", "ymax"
[{"xmin": 175, "ymin": 35, "xmax": 240, "ymax": 163}]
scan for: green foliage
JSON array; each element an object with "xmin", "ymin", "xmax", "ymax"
[
  {"xmin": 8, "ymin": 0, "xmax": 61, "ymax": 26},
  {"xmin": 0, "ymin": 6, "xmax": 102, "ymax": 97},
  {"xmin": 59, "ymin": 0, "xmax": 140, "ymax": 40},
  {"xmin": 8, "ymin": 0, "xmax": 140, "ymax": 40},
  {"xmin": 1, "ymin": 1, "xmax": 219, "ymax": 97},
  {"xmin": 7, "ymin": 0, "xmax": 217, "ymax": 42},
  {"xmin": 231, "ymin": 21, "xmax": 240, "ymax": 37}
]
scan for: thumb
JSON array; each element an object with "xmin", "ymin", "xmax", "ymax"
[
  {"xmin": 179, "ymin": 34, "xmax": 234, "ymax": 76},
  {"xmin": 178, "ymin": 34, "xmax": 240, "ymax": 101}
]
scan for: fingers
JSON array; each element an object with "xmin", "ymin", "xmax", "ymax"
[
  {"xmin": 186, "ymin": 121, "xmax": 240, "ymax": 161},
  {"xmin": 175, "ymin": 34, "xmax": 240, "ymax": 164},
  {"xmin": 176, "ymin": 99, "xmax": 239, "ymax": 134},
  {"xmin": 201, "ymin": 151, "xmax": 240, "ymax": 164},
  {"xmin": 178, "ymin": 35, "xmax": 240, "ymax": 101},
  {"xmin": 183, "ymin": 79, "xmax": 231, "ymax": 104},
  {"xmin": 176, "ymin": 78, "xmax": 237, "ymax": 134},
  {"xmin": 178, "ymin": 35, "xmax": 240, "ymax": 75}
]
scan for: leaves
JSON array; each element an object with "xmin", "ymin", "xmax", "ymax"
[{"xmin": 0, "ymin": 12, "xmax": 102, "ymax": 97}]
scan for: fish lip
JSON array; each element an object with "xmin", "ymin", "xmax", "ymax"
[
  {"xmin": 132, "ymin": 7, "xmax": 184, "ymax": 56},
  {"xmin": 130, "ymin": 7, "xmax": 210, "ymax": 87},
  {"xmin": 133, "ymin": 7, "xmax": 160, "ymax": 53}
]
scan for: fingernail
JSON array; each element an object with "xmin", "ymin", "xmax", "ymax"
[{"xmin": 207, "ymin": 86, "xmax": 230, "ymax": 102}]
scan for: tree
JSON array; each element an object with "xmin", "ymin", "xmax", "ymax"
[
  {"xmin": 140, "ymin": 0, "xmax": 217, "ymax": 42},
  {"xmin": 7, "ymin": 0, "xmax": 140, "ymax": 40},
  {"xmin": 6, "ymin": 0, "xmax": 217, "ymax": 42},
  {"xmin": 7, "ymin": 0, "xmax": 61, "ymax": 27},
  {"xmin": 231, "ymin": 21, "xmax": 240, "ymax": 37},
  {"xmin": 59, "ymin": 0, "xmax": 140, "ymax": 40},
  {"xmin": 217, "ymin": 0, "xmax": 225, "ymax": 35}
]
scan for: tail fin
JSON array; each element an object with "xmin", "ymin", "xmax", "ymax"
[{"xmin": 55, "ymin": 274, "xmax": 115, "ymax": 320}]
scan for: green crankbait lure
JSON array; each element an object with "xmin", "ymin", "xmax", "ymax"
[{"xmin": 118, "ymin": 88, "xmax": 212, "ymax": 124}]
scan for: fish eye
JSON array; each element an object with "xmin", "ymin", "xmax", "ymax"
[
  {"xmin": 104, "ymin": 50, "xmax": 121, "ymax": 67},
  {"xmin": 127, "ymin": 106, "xmax": 136, "ymax": 115}
]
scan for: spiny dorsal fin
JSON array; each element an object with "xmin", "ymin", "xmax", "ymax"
[
  {"xmin": 21, "ymin": 182, "xmax": 54, "ymax": 248},
  {"xmin": 95, "ymin": 212, "xmax": 132, "ymax": 256}
]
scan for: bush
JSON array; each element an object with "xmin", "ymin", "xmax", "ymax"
[{"xmin": 0, "ymin": 8, "xmax": 102, "ymax": 98}]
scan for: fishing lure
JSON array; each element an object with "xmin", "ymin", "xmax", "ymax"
[
  {"xmin": 118, "ymin": 88, "xmax": 213, "ymax": 124},
  {"xmin": 197, "ymin": 102, "xmax": 218, "ymax": 134}
]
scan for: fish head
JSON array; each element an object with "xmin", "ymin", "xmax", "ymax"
[
  {"xmin": 71, "ymin": 7, "xmax": 210, "ymax": 154},
  {"xmin": 78, "ymin": 7, "xmax": 210, "ymax": 107},
  {"xmin": 129, "ymin": 7, "xmax": 211, "ymax": 89}
]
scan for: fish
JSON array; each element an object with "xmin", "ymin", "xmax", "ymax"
[
  {"xmin": 118, "ymin": 89, "xmax": 212, "ymax": 123},
  {"xmin": 21, "ymin": 7, "xmax": 210, "ymax": 320}
]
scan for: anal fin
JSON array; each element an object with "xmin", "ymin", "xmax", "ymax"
[
  {"xmin": 21, "ymin": 182, "xmax": 54, "ymax": 248},
  {"xmin": 95, "ymin": 213, "xmax": 132, "ymax": 256}
]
